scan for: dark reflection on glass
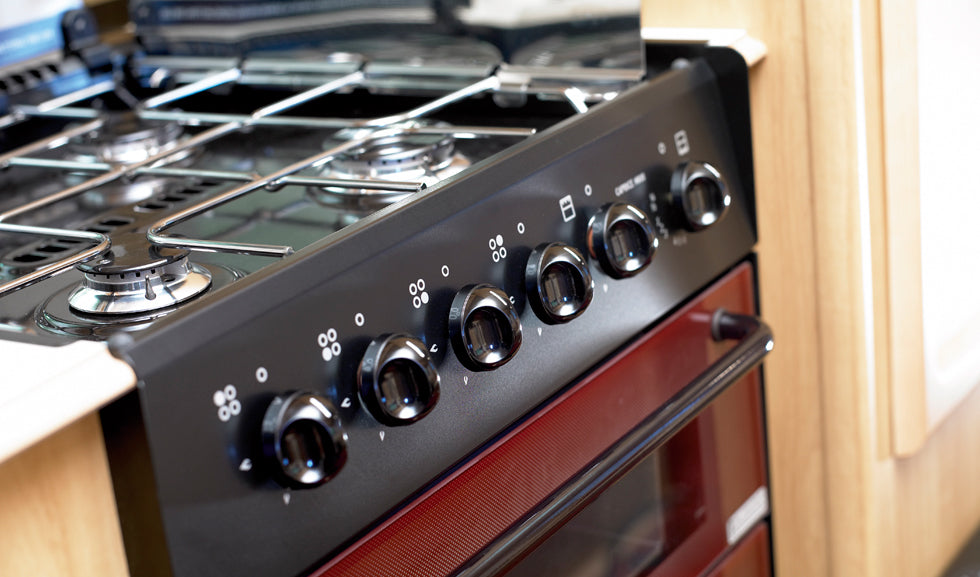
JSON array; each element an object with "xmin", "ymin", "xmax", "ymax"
[
  {"xmin": 131, "ymin": 0, "xmax": 642, "ymax": 74},
  {"xmin": 502, "ymin": 425, "xmax": 705, "ymax": 577}
]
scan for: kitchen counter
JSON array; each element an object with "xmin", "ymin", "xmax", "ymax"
[{"xmin": 0, "ymin": 340, "xmax": 135, "ymax": 464}]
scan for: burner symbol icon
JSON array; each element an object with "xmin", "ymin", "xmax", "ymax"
[
  {"xmin": 409, "ymin": 279, "xmax": 429, "ymax": 309},
  {"xmin": 318, "ymin": 329, "xmax": 342, "ymax": 361},
  {"xmin": 489, "ymin": 235, "xmax": 507, "ymax": 262},
  {"xmin": 213, "ymin": 385, "xmax": 242, "ymax": 422}
]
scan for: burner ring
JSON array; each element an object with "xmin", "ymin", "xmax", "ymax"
[
  {"xmin": 37, "ymin": 264, "xmax": 242, "ymax": 338},
  {"xmin": 69, "ymin": 258, "xmax": 212, "ymax": 316},
  {"xmin": 310, "ymin": 123, "xmax": 469, "ymax": 211},
  {"xmin": 330, "ymin": 131, "xmax": 456, "ymax": 177},
  {"xmin": 67, "ymin": 113, "xmax": 191, "ymax": 166}
]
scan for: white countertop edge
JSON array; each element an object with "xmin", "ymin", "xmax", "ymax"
[
  {"xmin": 641, "ymin": 27, "xmax": 768, "ymax": 68},
  {"xmin": 0, "ymin": 340, "xmax": 136, "ymax": 464}
]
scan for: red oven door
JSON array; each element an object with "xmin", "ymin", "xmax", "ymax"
[{"xmin": 313, "ymin": 263, "xmax": 772, "ymax": 577}]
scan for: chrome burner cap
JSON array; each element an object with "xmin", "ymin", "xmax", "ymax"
[
  {"xmin": 310, "ymin": 122, "xmax": 469, "ymax": 211},
  {"xmin": 67, "ymin": 111, "xmax": 187, "ymax": 165},
  {"xmin": 64, "ymin": 112, "xmax": 195, "ymax": 209},
  {"xmin": 68, "ymin": 232, "xmax": 211, "ymax": 315}
]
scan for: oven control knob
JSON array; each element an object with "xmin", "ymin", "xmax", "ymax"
[
  {"xmin": 669, "ymin": 161, "xmax": 732, "ymax": 232},
  {"xmin": 359, "ymin": 334, "xmax": 440, "ymax": 425},
  {"xmin": 261, "ymin": 391, "xmax": 348, "ymax": 489},
  {"xmin": 525, "ymin": 242, "xmax": 594, "ymax": 324},
  {"xmin": 587, "ymin": 202, "xmax": 658, "ymax": 279},
  {"xmin": 449, "ymin": 284, "xmax": 523, "ymax": 371}
]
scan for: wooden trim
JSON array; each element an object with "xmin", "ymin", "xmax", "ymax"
[
  {"xmin": 880, "ymin": 0, "xmax": 927, "ymax": 457},
  {"xmin": 0, "ymin": 341, "xmax": 136, "ymax": 465},
  {"xmin": 640, "ymin": 4, "xmax": 832, "ymax": 577},
  {"xmin": 0, "ymin": 413, "xmax": 129, "ymax": 577},
  {"xmin": 859, "ymin": 0, "xmax": 896, "ymax": 463}
]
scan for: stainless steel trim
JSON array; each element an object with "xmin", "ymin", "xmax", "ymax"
[
  {"xmin": 146, "ymin": 126, "xmax": 413, "ymax": 257},
  {"xmin": 0, "ymin": 119, "xmax": 104, "ymax": 171},
  {"xmin": 17, "ymin": 106, "xmax": 535, "ymax": 137},
  {"xmin": 250, "ymin": 70, "xmax": 364, "ymax": 119},
  {"xmin": 0, "ymin": 225, "xmax": 110, "ymax": 297},
  {"xmin": 0, "ymin": 123, "xmax": 242, "ymax": 223},
  {"xmin": 142, "ymin": 67, "xmax": 243, "ymax": 110},
  {"xmin": 362, "ymin": 76, "xmax": 501, "ymax": 127},
  {"xmin": 9, "ymin": 106, "xmax": 100, "ymax": 120},
  {"xmin": 36, "ymin": 79, "xmax": 117, "ymax": 112},
  {"xmin": 5, "ymin": 157, "xmax": 425, "ymax": 193},
  {"xmin": 453, "ymin": 310, "xmax": 773, "ymax": 577},
  {"xmin": 0, "ymin": 80, "xmax": 114, "ymax": 129},
  {"xmin": 563, "ymin": 87, "xmax": 590, "ymax": 114},
  {"xmin": 0, "ymin": 71, "xmax": 366, "ymax": 224}
]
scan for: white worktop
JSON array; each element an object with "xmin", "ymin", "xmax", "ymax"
[{"xmin": 0, "ymin": 339, "xmax": 135, "ymax": 464}]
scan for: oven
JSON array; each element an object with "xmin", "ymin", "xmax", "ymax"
[
  {"xmin": 0, "ymin": 3, "xmax": 772, "ymax": 576},
  {"xmin": 310, "ymin": 264, "xmax": 771, "ymax": 577}
]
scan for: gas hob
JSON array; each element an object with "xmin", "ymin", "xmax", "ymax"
[{"xmin": 0, "ymin": 4, "xmax": 763, "ymax": 577}]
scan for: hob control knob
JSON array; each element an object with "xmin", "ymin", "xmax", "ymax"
[
  {"xmin": 669, "ymin": 161, "xmax": 731, "ymax": 232},
  {"xmin": 587, "ymin": 202, "xmax": 658, "ymax": 279},
  {"xmin": 359, "ymin": 334, "xmax": 440, "ymax": 425},
  {"xmin": 525, "ymin": 242, "xmax": 594, "ymax": 324},
  {"xmin": 450, "ymin": 284, "xmax": 523, "ymax": 371},
  {"xmin": 261, "ymin": 392, "xmax": 347, "ymax": 489}
]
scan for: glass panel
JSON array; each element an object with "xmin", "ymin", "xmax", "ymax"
[
  {"xmin": 502, "ymin": 424, "xmax": 705, "ymax": 577},
  {"xmin": 130, "ymin": 0, "xmax": 643, "ymax": 74}
]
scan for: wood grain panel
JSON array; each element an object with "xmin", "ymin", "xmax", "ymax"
[
  {"xmin": 643, "ymin": 3, "xmax": 831, "ymax": 576},
  {"xmin": 880, "ymin": 0, "xmax": 927, "ymax": 457},
  {"xmin": 644, "ymin": 2, "xmax": 980, "ymax": 577},
  {"xmin": 0, "ymin": 413, "xmax": 128, "ymax": 577},
  {"xmin": 799, "ymin": 1, "xmax": 882, "ymax": 573},
  {"xmin": 886, "ymin": 382, "xmax": 980, "ymax": 577}
]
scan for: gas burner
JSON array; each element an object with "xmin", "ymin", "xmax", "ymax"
[
  {"xmin": 67, "ymin": 111, "xmax": 188, "ymax": 165},
  {"xmin": 38, "ymin": 263, "xmax": 242, "ymax": 339},
  {"xmin": 67, "ymin": 232, "xmax": 212, "ymax": 315},
  {"xmin": 309, "ymin": 122, "xmax": 469, "ymax": 212},
  {"xmin": 65, "ymin": 112, "xmax": 195, "ymax": 209}
]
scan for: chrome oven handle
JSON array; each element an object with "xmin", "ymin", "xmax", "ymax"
[{"xmin": 454, "ymin": 310, "xmax": 774, "ymax": 577}]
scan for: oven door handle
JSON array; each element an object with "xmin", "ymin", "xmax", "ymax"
[{"xmin": 455, "ymin": 310, "xmax": 774, "ymax": 577}]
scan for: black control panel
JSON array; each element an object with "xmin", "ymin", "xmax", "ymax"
[{"xmin": 107, "ymin": 57, "xmax": 756, "ymax": 577}]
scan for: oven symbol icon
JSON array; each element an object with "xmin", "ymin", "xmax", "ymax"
[{"xmin": 559, "ymin": 195, "xmax": 576, "ymax": 222}]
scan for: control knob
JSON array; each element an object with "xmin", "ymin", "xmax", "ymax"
[
  {"xmin": 261, "ymin": 391, "xmax": 348, "ymax": 488},
  {"xmin": 525, "ymin": 242, "xmax": 594, "ymax": 324},
  {"xmin": 449, "ymin": 284, "xmax": 523, "ymax": 371},
  {"xmin": 669, "ymin": 161, "xmax": 731, "ymax": 232},
  {"xmin": 586, "ymin": 202, "xmax": 658, "ymax": 279},
  {"xmin": 359, "ymin": 334, "xmax": 440, "ymax": 425}
]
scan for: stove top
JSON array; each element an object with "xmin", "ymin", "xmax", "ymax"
[
  {"xmin": 1, "ymin": 53, "xmax": 644, "ymax": 341},
  {"xmin": 0, "ymin": 6, "xmax": 763, "ymax": 576}
]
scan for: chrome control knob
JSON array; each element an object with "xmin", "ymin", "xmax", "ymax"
[
  {"xmin": 587, "ymin": 203, "xmax": 658, "ymax": 279},
  {"xmin": 261, "ymin": 392, "xmax": 347, "ymax": 488},
  {"xmin": 449, "ymin": 284, "xmax": 523, "ymax": 371},
  {"xmin": 359, "ymin": 334, "xmax": 440, "ymax": 426},
  {"xmin": 669, "ymin": 161, "xmax": 731, "ymax": 232},
  {"xmin": 525, "ymin": 242, "xmax": 594, "ymax": 324}
]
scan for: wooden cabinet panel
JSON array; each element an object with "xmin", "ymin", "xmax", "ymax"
[
  {"xmin": 0, "ymin": 414, "xmax": 128, "ymax": 577},
  {"xmin": 644, "ymin": 1, "xmax": 980, "ymax": 576}
]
